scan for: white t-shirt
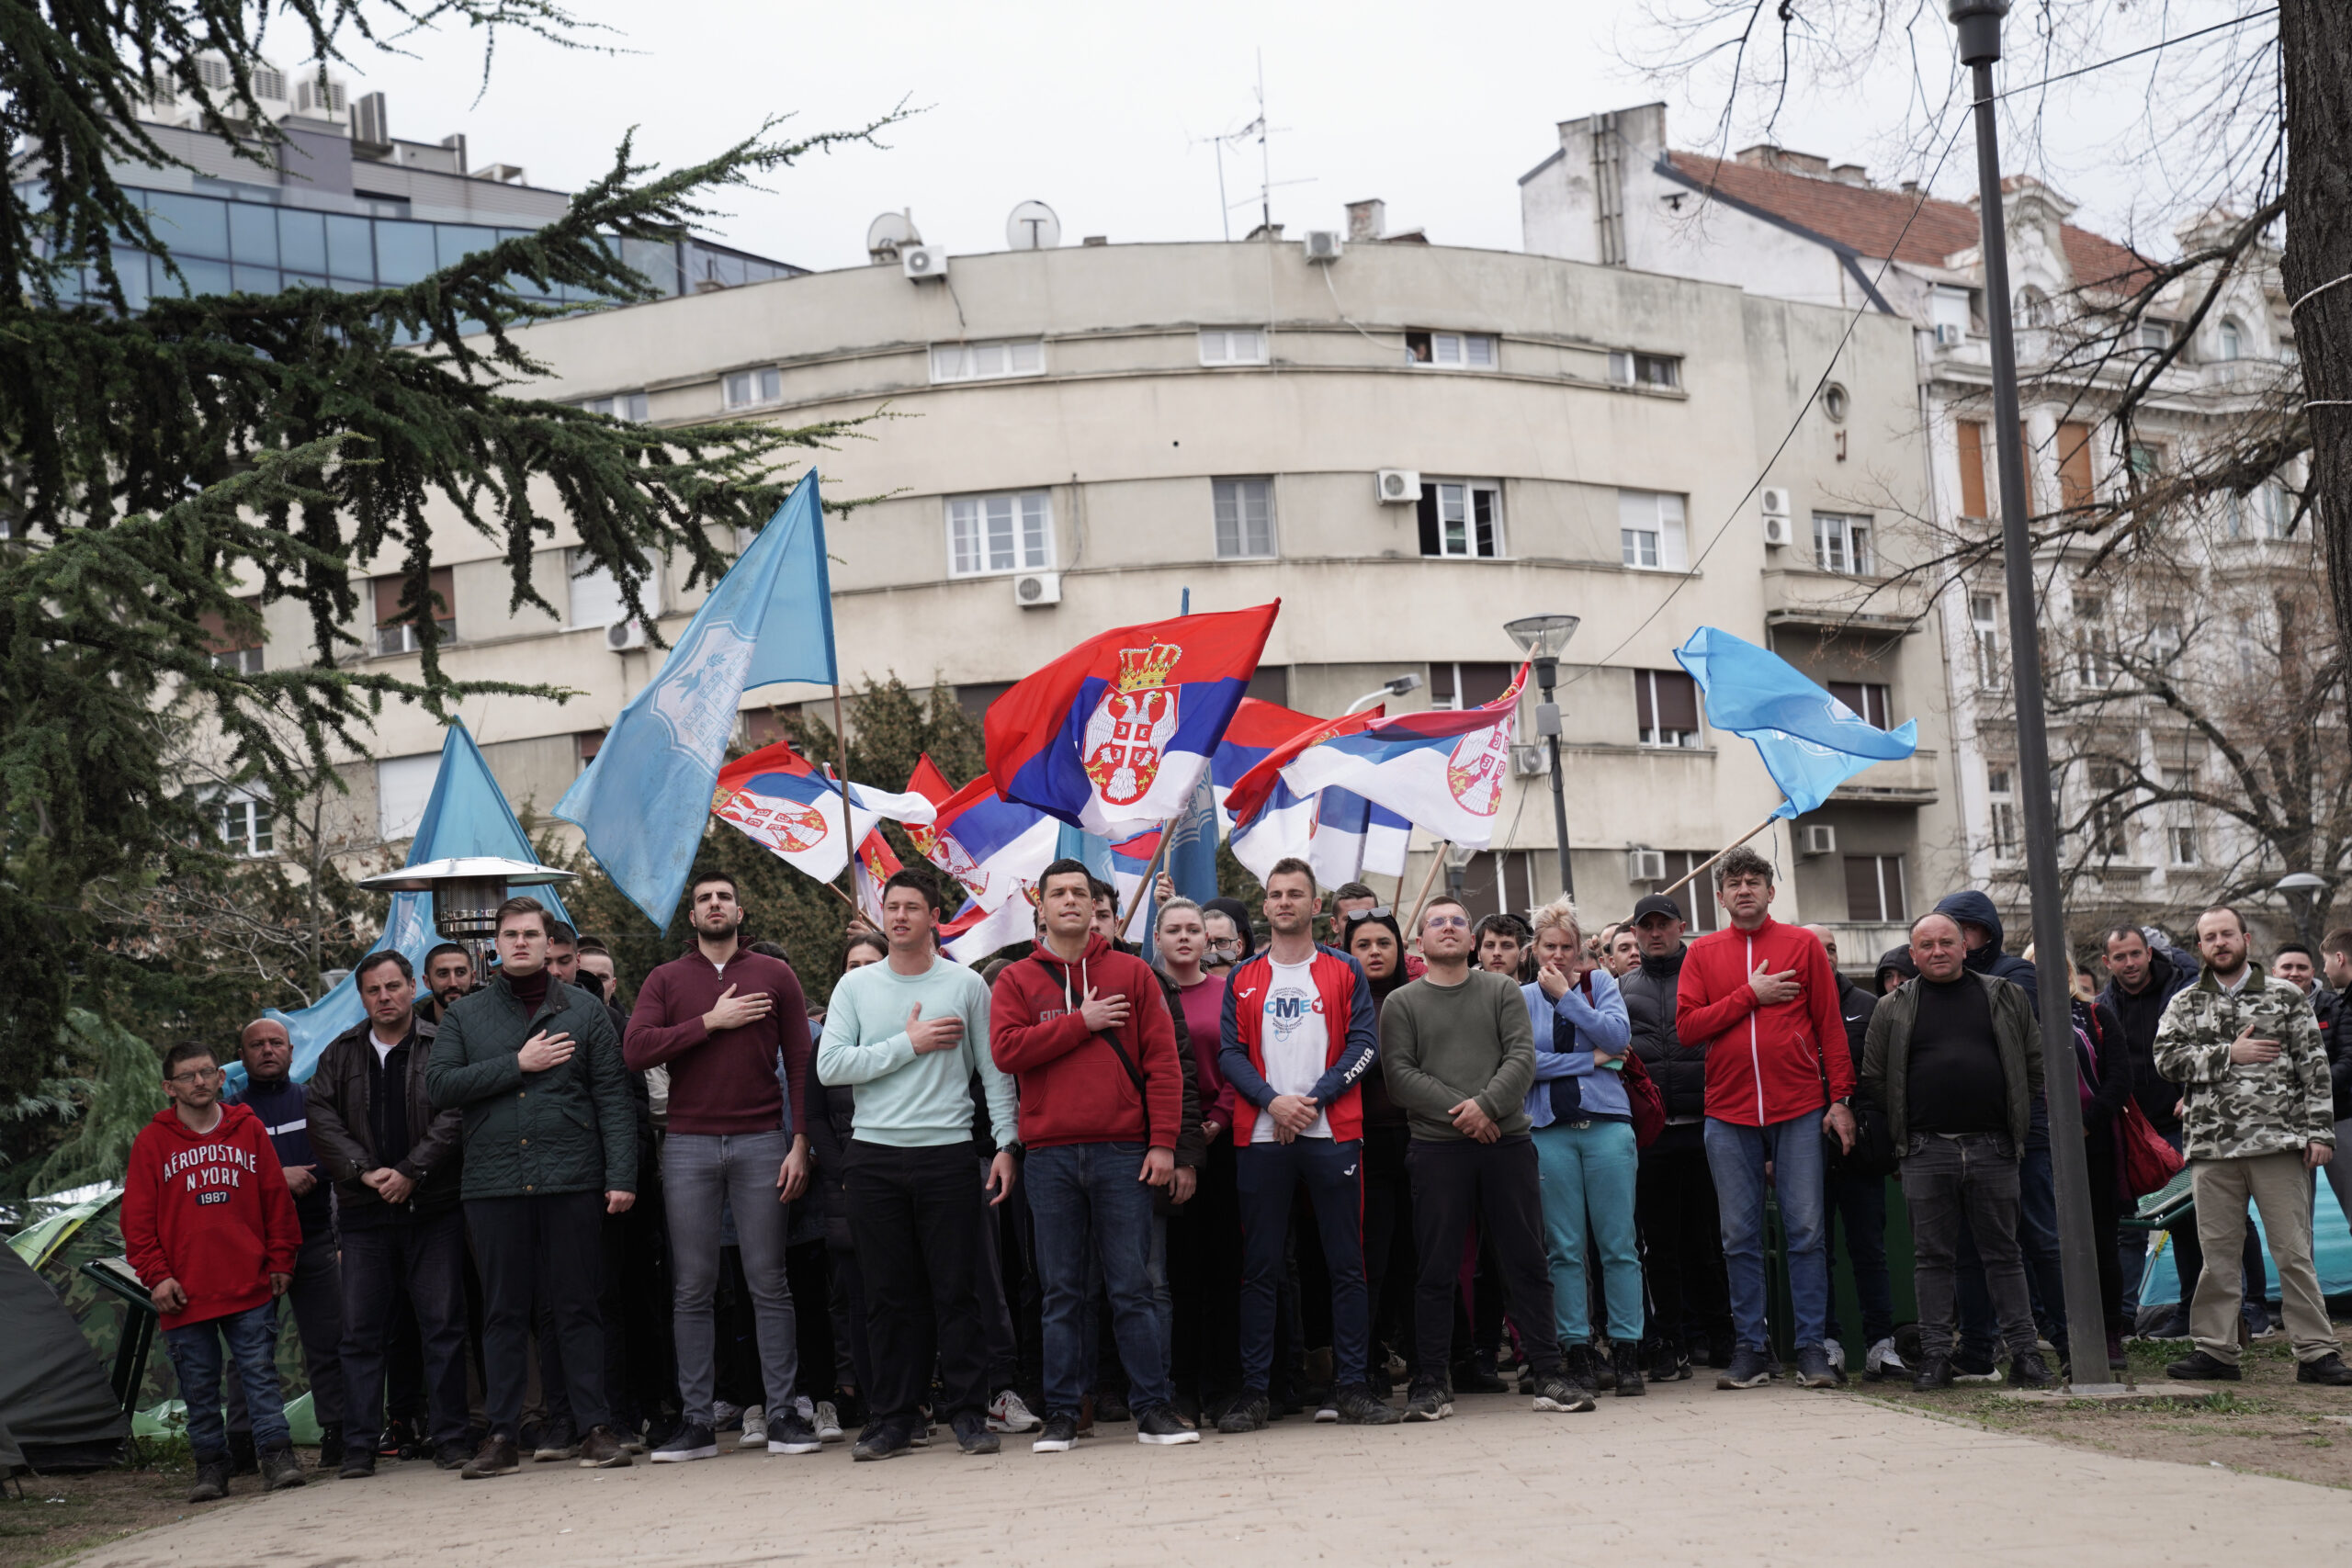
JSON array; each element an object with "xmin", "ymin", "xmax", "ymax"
[{"xmin": 1251, "ymin": 957, "xmax": 1331, "ymax": 1142}]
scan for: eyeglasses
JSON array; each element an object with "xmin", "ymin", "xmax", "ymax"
[
  {"xmin": 1424, "ymin": 915, "xmax": 1470, "ymax": 931},
  {"xmin": 166, "ymin": 1066, "xmax": 223, "ymax": 1087},
  {"xmin": 1204, "ymin": 939, "xmax": 1243, "ymax": 956}
]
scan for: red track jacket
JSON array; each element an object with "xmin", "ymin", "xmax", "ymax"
[{"xmin": 1674, "ymin": 916, "xmax": 1855, "ymax": 1126}]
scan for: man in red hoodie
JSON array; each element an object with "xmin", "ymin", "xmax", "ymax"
[
  {"xmin": 991, "ymin": 858, "xmax": 1197, "ymax": 1451},
  {"xmin": 123, "ymin": 1040, "xmax": 305, "ymax": 1501},
  {"xmin": 1672, "ymin": 846, "xmax": 1856, "ymax": 1392}
]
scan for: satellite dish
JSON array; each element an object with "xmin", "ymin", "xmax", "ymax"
[
  {"xmin": 865, "ymin": 209, "xmax": 920, "ymax": 262},
  {"xmin": 1006, "ymin": 200, "xmax": 1061, "ymax": 252}
]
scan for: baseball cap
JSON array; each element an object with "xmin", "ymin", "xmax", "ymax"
[{"xmin": 1632, "ymin": 893, "xmax": 1683, "ymax": 923}]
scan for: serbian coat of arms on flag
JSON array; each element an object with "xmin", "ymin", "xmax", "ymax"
[{"xmin": 1082, "ymin": 642, "xmax": 1182, "ymax": 807}]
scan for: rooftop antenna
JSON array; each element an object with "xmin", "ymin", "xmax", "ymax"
[{"xmin": 1191, "ymin": 51, "xmax": 1308, "ymax": 242}]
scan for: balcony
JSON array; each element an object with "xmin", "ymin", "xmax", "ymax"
[
  {"xmin": 1760, "ymin": 569, "xmax": 1927, "ymax": 643},
  {"xmin": 1826, "ymin": 922, "xmax": 1912, "ymax": 974},
  {"xmin": 1829, "ymin": 747, "xmax": 1941, "ymax": 806}
]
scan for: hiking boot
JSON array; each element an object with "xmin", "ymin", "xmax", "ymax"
[
  {"xmin": 532, "ymin": 1418, "xmax": 579, "ymax": 1461},
  {"xmin": 1136, "ymin": 1405, "xmax": 1200, "ymax": 1445},
  {"xmin": 651, "ymin": 1422, "xmax": 719, "ymax": 1463},
  {"xmin": 1561, "ymin": 1344, "xmax": 1599, "ymax": 1393},
  {"xmin": 951, "ymin": 1410, "xmax": 1001, "ymax": 1455},
  {"xmin": 1911, "ymin": 1357, "xmax": 1954, "ymax": 1392},
  {"xmin": 1335, "ymin": 1386, "xmax": 1402, "ymax": 1426},
  {"xmin": 1717, "ymin": 1346, "xmax": 1772, "ymax": 1389},
  {"xmin": 1611, "ymin": 1340, "xmax": 1646, "ymax": 1397},
  {"xmin": 987, "ymin": 1389, "xmax": 1039, "ymax": 1434},
  {"xmin": 461, "ymin": 1433, "xmax": 521, "ymax": 1480},
  {"xmin": 1032, "ymin": 1413, "xmax": 1079, "ymax": 1453},
  {"xmin": 1796, "ymin": 1345, "xmax": 1842, "ymax": 1389},
  {"xmin": 226, "ymin": 1430, "xmax": 260, "ymax": 1476},
  {"xmin": 1589, "ymin": 1347, "xmax": 1618, "ymax": 1393},
  {"xmin": 1402, "ymin": 1380, "xmax": 1453, "ymax": 1422},
  {"xmin": 2166, "ymin": 1348, "xmax": 2242, "ymax": 1382},
  {"xmin": 1532, "ymin": 1372, "xmax": 1596, "ymax": 1414},
  {"xmin": 262, "ymin": 1446, "xmax": 309, "ymax": 1491},
  {"xmin": 1217, "ymin": 1392, "xmax": 1271, "ymax": 1434},
  {"xmin": 2009, "ymin": 1349, "xmax": 2058, "ymax": 1390},
  {"xmin": 2296, "ymin": 1352, "xmax": 2352, "ymax": 1386},
  {"xmin": 317, "ymin": 1423, "xmax": 345, "ymax": 1471},
  {"xmin": 766, "ymin": 1409, "xmax": 821, "ymax": 1456},
  {"xmin": 187, "ymin": 1453, "xmax": 231, "ymax": 1503},
  {"xmin": 851, "ymin": 1421, "xmax": 910, "ymax": 1461},
  {"xmin": 338, "ymin": 1450, "xmax": 378, "ymax": 1481},
  {"xmin": 577, "ymin": 1425, "xmax": 632, "ymax": 1469}
]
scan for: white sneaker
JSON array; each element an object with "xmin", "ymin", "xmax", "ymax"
[
  {"xmin": 735, "ymin": 1405, "xmax": 765, "ymax": 1450},
  {"xmin": 1825, "ymin": 1341, "xmax": 1848, "ymax": 1376},
  {"xmin": 814, "ymin": 1401, "xmax": 844, "ymax": 1444},
  {"xmin": 1865, "ymin": 1337, "xmax": 1907, "ymax": 1379},
  {"xmin": 712, "ymin": 1400, "xmax": 743, "ymax": 1435},
  {"xmin": 988, "ymin": 1389, "xmax": 1041, "ymax": 1434}
]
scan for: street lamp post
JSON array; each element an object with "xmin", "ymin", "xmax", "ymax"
[
  {"xmin": 1506, "ymin": 614, "xmax": 1581, "ymax": 900},
  {"xmin": 2277, "ymin": 872, "xmax": 2329, "ymax": 952},
  {"xmin": 1345, "ymin": 671, "xmax": 1424, "ymax": 716},
  {"xmin": 1948, "ymin": 0, "xmax": 2117, "ymax": 1391}
]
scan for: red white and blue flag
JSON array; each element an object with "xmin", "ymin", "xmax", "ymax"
[
  {"xmin": 1213, "ymin": 699, "xmax": 1408, "ymax": 883},
  {"xmin": 985, "ymin": 603, "xmax": 1280, "ymax": 836},
  {"xmin": 906, "ymin": 760, "xmax": 1063, "ymax": 915},
  {"xmin": 711, "ymin": 741, "xmax": 935, "ymax": 884},
  {"xmin": 1227, "ymin": 664, "xmax": 1530, "ymax": 851},
  {"xmin": 851, "ymin": 829, "xmax": 902, "ymax": 923}
]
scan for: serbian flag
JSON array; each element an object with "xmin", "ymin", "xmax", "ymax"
[
  {"xmin": 1227, "ymin": 665, "xmax": 1529, "ymax": 850},
  {"xmin": 944, "ymin": 887, "xmax": 1038, "ymax": 964},
  {"xmin": 908, "ymin": 770, "xmax": 1061, "ymax": 913},
  {"xmin": 711, "ymin": 741, "xmax": 935, "ymax": 883},
  {"xmin": 1209, "ymin": 698, "xmax": 1332, "ymax": 831},
  {"xmin": 986, "ymin": 603, "xmax": 1280, "ymax": 835},
  {"xmin": 1110, "ymin": 828, "xmax": 1160, "ymax": 942},
  {"xmin": 852, "ymin": 830, "xmax": 902, "ymax": 922}
]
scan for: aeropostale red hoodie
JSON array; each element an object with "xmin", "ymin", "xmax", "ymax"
[
  {"xmin": 122, "ymin": 1101, "xmax": 300, "ymax": 1331},
  {"xmin": 990, "ymin": 931, "xmax": 1182, "ymax": 1152}
]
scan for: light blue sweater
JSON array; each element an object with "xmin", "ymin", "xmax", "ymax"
[
  {"xmin": 1521, "ymin": 970, "xmax": 1632, "ymax": 1128},
  {"xmin": 817, "ymin": 959, "xmax": 1019, "ymax": 1149}
]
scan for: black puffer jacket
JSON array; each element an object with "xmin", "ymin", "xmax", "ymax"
[{"xmin": 1623, "ymin": 946, "xmax": 1706, "ymax": 1121}]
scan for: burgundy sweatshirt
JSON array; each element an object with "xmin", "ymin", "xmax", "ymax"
[{"xmin": 625, "ymin": 947, "xmax": 810, "ymax": 1137}]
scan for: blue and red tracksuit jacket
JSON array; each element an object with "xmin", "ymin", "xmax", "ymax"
[{"xmin": 1216, "ymin": 944, "xmax": 1379, "ymax": 1145}]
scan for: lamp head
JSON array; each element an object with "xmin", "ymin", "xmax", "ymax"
[
  {"xmin": 2276, "ymin": 872, "xmax": 2328, "ymax": 895},
  {"xmin": 1504, "ymin": 614, "xmax": 1580, "ymax": 660},
  {"xmin": 1383, "ymin": 672, "xmax": 1423, "ymax": 698},
  {"xmin": 1947, "ymin": 0, "xmax": 2009, "ymax": 66}
]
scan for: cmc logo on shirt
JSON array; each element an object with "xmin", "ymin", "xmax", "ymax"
[{"xmin": 1267, "ymin": 987, "xmax": 1324, "ymax": 1039}]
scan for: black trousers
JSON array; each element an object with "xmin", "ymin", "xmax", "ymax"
[
  {"xmin": 1637, "ymin": 1130, "xmax": 1730, "ymax": 1351},
  {"xmin": 1360, "ymin": 1124, "xmax": 1417, "ymax": 1372},
  {"xmin": 842, "ymin": 1139, "xmax": 990, "ymax": 1427},
  {"xmin": 1170, "ymin": 1136, "xmax": 1244, "ymax": 1405},
  {"xmin": 339, "ymin": 1207, "xmax": 470, "ymax": 1451},
  {"xmin": 467, "ymin": 1191, "xmax": 610, "ymax": 1435},
  {"xmin": 1407, "ymin": 1136, "xmax": 1561, "ymax": 1382}
]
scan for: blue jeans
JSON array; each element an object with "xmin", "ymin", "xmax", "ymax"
[
  {"xmin": 1825, "ymin": 1161, "xmax": 1894, "ymax": 1348},
  {"xmin": 1534, "ymin": 1121, "xmax": 1644, "ymax": 1344},
  {"xmin": 1704, "ymin": 1114, "xmax": 1830, "ymax": 1353},
  {"xmin": 1237, "ymin": 1137, "xmax": 1370, "ymax": 1391},
  {"xmin": 1027, "ymin": 1142, "xmax": 1172, "ymax": 1420},
  {"xmin": 665, "ymin": 1130, "xmax": 800, "ymax": 1427},
  {"xmin": 164, "ymin": 1301, "xmax": 288, "ymax": 1459}
]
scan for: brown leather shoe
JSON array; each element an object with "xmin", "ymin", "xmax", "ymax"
[
  {"xmin": 461, "ymin": 1432, "xmax": 521, "ymax": 1480},
  {"xmin": 577, "ymin": 1425, "xmax": 632, "ymax": 1469}
]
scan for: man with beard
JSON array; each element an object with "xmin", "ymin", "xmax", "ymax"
[
  {"xmin": 624, "ymin": 873, "xmax": 818, "ymax": 1461},
  {"xmin": 422, "ymin": 943, "xmax": 475, "ymax": 1021}
]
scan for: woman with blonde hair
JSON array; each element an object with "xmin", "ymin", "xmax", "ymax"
[{"xmin": 1521, "ymin": 896, "xmax": 1640, "ymax": 1398}]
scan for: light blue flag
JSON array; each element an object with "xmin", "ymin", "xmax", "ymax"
[
  {"xmin": 1675, "ymin": 626, "xmax": 1918, "ymax": 819},
  {"xmin": 250, "ymin": 721, "xmax": 571, "ymax": 1087},
  {"xmin": 554, "ymin": 472, "xmax": 837, "ymax": 926}
]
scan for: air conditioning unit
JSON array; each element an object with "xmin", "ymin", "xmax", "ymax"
[
  {"xmin": 1303, "ymin": 230, "xmax": 1344, "ymax": 263},
  {"xmin": 1760, "ymin": 487, "xmax": 1792, "ymax": 517},
  {"xmin": 1802, "ymin": 824, "xmax": 1838, "ymax": 857},
  {"xmin": 901, "ymin": 244, "xmax": 946, "ymax": 281},
  {"xmin": 605, "ymin": 619, "xmax": 648, "ymax": 651},
  {"xmin": 1012, "ymin": 570, "xmax": 1062, "ymax": 608},
  {"xmin": 1762, "ymin": 513, "xmax": 1793, "ymax": 549},
  {"xmin": 1510, "ymin": 743, "xmax": 1551, "ymax": 778},
  {"xmin": 1375, "ymin": 468, "xmax": 1421, "ymax": 504},
  {"xmin": 1933, "ymin": 322, "xmax": 1966, "ymax": 347},
  {"xmin": 1627, "ymin": 848, "xmax": 1668, "ymax": 884}
]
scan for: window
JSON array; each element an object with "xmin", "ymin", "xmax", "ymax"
[
  {"xmin": 1844, "ymin": 855, "xmax": 1907, "ymax": 923},
  {"xmin": 201, "ymin": 594, "xmax": 265, "ymax": 674},
  {"xmin": 1430, "ymin": 662, "xmax": 1517, "ymax": 712},
  {"xmin": 1454, "ymin": 850, "xmax": 1543, "ymax": 924},
  {"xmin": 2217, "ymin": 317, "xmax": 2244, "ymax": 361},
  {"xmin": 1608, "ymin": 350, "xmax": 1680, "ymax": 389},
  {"xmin": 2073, "ymin": 593, "xmax": 2113, "ymax": 686},
  {"xmin": 1417, "ymin": 480, "xmax": 1503, "ymax": 559},
  {"xmin": 2149, "ymin": 608, "xmax": 2185, "ymax": 665},
  {"xmin": 1930, "ymin": 288, "xmax": 1973, "ymax": 340},
  {"xmin": 1955, "ymin": 420, "xmax": 1990, "ymax": 519},
  {"xmin": 576, "ymin": 729, "xmax": 606, "ymax": 764},
  {"xmin": 1986, "ymin": 767, "xmax": 2018, "ymax": 862},
  {"xmin": 1406, "ymin": 331, "xmax": 1498, "ymax": 369},
  {"xmin": 1212, "ymin": 478, "xmax": 1275, "ymax": 559},
  {"xmin": 2055, "ymin": 421, "xmax": 2095, "ymax": 511},
  {"xmin": 2086, "ymin": 763, "xmax": 2132, "ymax": 858},
  {"xmin": 2233, "ymin": 615, "xmax": 2260, "ymax": 682},
  {"xmin": 1199, "ymin": 328, "xmax": 1267, "ymax": 365},
  {"xmin": 1618, "ymin": 490, "xmax": 1689, "ymax": 570},
  {"xmin": 213, "ymin": 791, "xmax": 273, "ymax": 857},
  {"xmin": 1634, "ymin": 669, "xmax": 1702, "ymax": 748},
  {"xmin": 372, "ymin": 567, "xmax": 457, "ymax": 655},
  {"xmin": 1827, "ymin": 682, "xmax": 1892, "ymax": 729},
  {"xmin": 1656, "ymin": 853, "xmax": 1723, "ymax": 932},
  {"xmin": 376, "ymin": 752, "xmax": 441, "ymax": 842},
  {"xmin": 929, "ymin": 339, "xmax": 1045, "ymax": 383},
  {"xmin": 2127, "ymin": 441, "xmax": 2166, "ymax": 481},
  {"xmin": 580, "ymin": 390, "xmax": 650, "ymax": 422},
  {"xmin": 723, "ymin": 367, "xmax": 781, "ymax": 409},
  {"xmin": 946, "ymin": 491, "xmax": 1052, "ymax": 576},
  {"xmin": 955, "ymin": 681, "xmax": 1014, "ymax": 723},
  {"xmin": 1812, "ymin": 513, "xmax": 1874, "ymax": 575},
  {"xmin": 2017, "ymin": 287, "xmax": 2052, "ymax": 328},
  {"xmin": 567, "ymin": 548, "xmax": 659, "ymax": 627},
  {"xmin": 2164, "ymin": 769, "xmax": 2199, "ymax": 866},
  {"xmin": 2138, "ymin": 319, "xmax": 2174, "ymax": 352},
  {"xmin": 1246, "ymin": 665, "xmax": 1292, "ymax": 708},
  {"xmin": 1971, "ymin": 592, "xmax": 2004, "ymax": 686},
  {"xmin": 2257, "ymin": 479, "xmax": 2291, "ymax": 539}
]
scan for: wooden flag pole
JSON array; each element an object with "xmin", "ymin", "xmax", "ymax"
[
  {"xmin": 1117, "ymin": 825, "xmax": 1178, "ymax": 931},
  {"xmin": 1401, "ymin": 840, "xmax": 1452, "ymax": 943},
  {"xmin": 1654, "ymin": 812, "xmax": 1782, "ymax": 905}
]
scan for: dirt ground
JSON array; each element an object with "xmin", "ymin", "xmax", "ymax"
[
  {"xmin": 1865, "ymin": 1335, "xmax": 2352, "ymax": 1490},
  {"xmin": 0, "ymin": 1457, "xmax": 240, "ymax": 1568}
]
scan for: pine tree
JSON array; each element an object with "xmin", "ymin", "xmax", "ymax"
[{"xmin": 0, "ymin": 5, "xmax": 897, "ymax": 1100}]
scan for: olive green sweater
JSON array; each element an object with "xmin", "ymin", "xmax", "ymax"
[{"xmin": 1378, "ymin": 970, "xmax": 1537, "ymax": 1142}]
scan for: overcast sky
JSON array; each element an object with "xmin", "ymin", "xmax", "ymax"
[{"xmin": 337, "ymin": 0, "xmax": 2269, "ymax": 273}]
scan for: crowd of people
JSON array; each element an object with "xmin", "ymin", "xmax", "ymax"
[{"xmin": 120, "ymin": 849, "xmax": 2352, "ymax": 1500}]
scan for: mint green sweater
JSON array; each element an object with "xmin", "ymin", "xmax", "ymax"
[{"xmin": 816, "ymin": 959, "xmax": 1019, "ymax": 1149}]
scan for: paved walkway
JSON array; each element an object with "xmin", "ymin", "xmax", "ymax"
[{"xmin": 80, "ymin": 1382, "xmax": 2350, "ymax": 1567}]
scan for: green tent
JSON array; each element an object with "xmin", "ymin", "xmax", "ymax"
[{"xmin": 0, "ymin": 1243, "xmax": 129, "ymax": 1472}]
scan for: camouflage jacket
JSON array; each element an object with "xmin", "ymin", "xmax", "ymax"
[{"xmin": 2152, "ymin": 963, "xmax": 2335, "ymax": 1161}]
